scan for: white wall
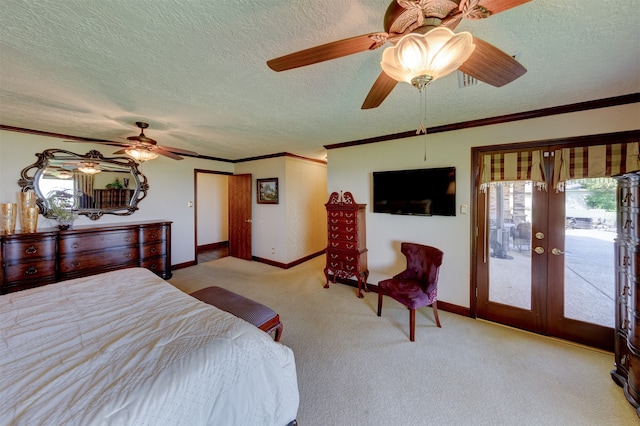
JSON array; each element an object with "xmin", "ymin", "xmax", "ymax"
[
  {"xmin": 235, "ymin": 155, "xmax": 328, "ymax": 264},
  {"xmin": 327, "ymin": 103, "xmax": 640, "ymax": 308},
  {"xmin": 196, "ymin": 172, "xmax": 228, "ymax": 246},
  {"xmin": 0, "ymin": 131, "xmax": 234, "ymax": 265},
  {"xmin": 285, "ymin": 157, "xmax": 328, "ymax": 261},
  {"xmin": 235, "ymin": 157, "xmax": 287, "ymax": 262}
]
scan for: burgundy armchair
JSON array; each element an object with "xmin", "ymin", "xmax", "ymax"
[{"xmin": 377, "ymin": 243, "xmax": 444, "ymax": 341}]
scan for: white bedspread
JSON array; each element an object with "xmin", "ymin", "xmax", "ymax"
[{"xmin": 0, "ymin": 268, "xmax": 299, "ymax": 426}]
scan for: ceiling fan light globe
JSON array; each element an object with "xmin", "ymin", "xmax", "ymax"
[
  {"xmin": 125, "ymin": 148, "xmax": 159, "ymax": 162},
  {"xmin": 380, "ymin": 27, "xmax": 475, "ymax": 87},
  {"xmin": 78, "ymin": 166, "xmax": 101, "ymax": 175}
]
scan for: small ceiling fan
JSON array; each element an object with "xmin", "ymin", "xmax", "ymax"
[
  {"xmin": 267, "ymin": 0, "xmax": 530, "ymax": 109},
  {"xmin": 66, "ymin": 121, "xmax": 198, "ymax": 160}
]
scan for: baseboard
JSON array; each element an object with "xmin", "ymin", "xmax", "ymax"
[
  {"xmin": 197, "ymin": 241, "xmax": 228, "ymax": 253},
  {"xmin": 328, "ymin": 275, "xmax": 471, "ymax": 317},
  {"xmin": 253, "ymin": 250, "xmax": 325, "ymax": 269},
  {"xmin": 172, "ymin": 260, "xmax": 196, "ymax": 270}
]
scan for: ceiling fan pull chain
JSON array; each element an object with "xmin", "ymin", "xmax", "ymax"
[{"xmin": 414, "ymin": 89, "xmax": 428, "ymax": 161}]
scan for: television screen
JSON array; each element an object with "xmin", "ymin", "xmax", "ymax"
[{"xmin": 372, "ymin": 167, "xmax": 456, "ymax": 216}]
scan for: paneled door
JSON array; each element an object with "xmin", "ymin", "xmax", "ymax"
[
  {"xmin": 475, "ymin": 147, "xmax": 616, "ymax": 351},
  {"xmin": 228, "ymin": 174, "xmax": 252, "ymax": 260}
]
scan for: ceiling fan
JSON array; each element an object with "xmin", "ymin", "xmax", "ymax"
[
  {"xmin": 267, "ymin": 0, "xmax": 529, "ymax": 109},
  {"xmin": 66, "ymin": 122, "xmax": 198, "ymax": 161}
]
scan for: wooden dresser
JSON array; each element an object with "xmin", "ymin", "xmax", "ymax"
[
  {"xmin": 611, "ymin": 173, "xmax": 640, "ymax": 416},
  {"xmin": 324, "ymin": 191, "xmax": 369, "ymax": 298},
  {"xmin": 0, "ymin": 220, "xmax": 171, "ymax": 294}
]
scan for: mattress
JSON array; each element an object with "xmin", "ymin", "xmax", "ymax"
[{"xmin": 0, "ymin": 267, "xmax": 299, "ymax": 426}]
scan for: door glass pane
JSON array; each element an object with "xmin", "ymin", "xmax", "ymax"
[
  {"xmin": 563, "ymin": 178, "xmax": 616, "ymax": 327},
  {"xmin": 488, "ymin": 183, "xmax": 532, "ymax": 309}
]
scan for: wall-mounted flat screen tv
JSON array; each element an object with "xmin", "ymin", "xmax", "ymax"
[{"xmin": 372, "ymin": 167, "xmax": 456, "ymax": 216}]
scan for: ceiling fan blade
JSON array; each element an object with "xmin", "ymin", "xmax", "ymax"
[
  {"xmin": 157, "ymin": 145, "xmax": 199, "ymax": 156},
  {"xmin": 478, "ymin": 0, "xmax": 531, "ymax": 15},
  {"xmin": 458, "ymin": 36, "xmax": 526, "ymax": 87},
  {"xmin": 361, "ymin": 71, "xmax": 398, "ymax": 109},
  {"xmin": 153, "ymin": 147, "xmax": 184, "ymax": 160},
  {"xmin": 267, "ymin": 33, "xmax": 380, "ymax": 72}
]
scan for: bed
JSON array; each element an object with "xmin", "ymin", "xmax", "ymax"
[{"xmin": 0, "ymin": 267, "xmax": 299, "ymax": 425}]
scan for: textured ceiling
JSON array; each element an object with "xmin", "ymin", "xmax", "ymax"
[{"xmin": 1, "ymin": 0, "xmax": 639, "ymax": 161}]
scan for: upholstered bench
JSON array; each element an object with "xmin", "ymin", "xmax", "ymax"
[{"xmin": 190, "ymin": 286, "xmax": 283, "ymax": 342}]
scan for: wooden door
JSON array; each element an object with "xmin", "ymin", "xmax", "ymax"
[
  {"xmin": 475, "ymin": 148, "xmax": 616, "ymax": 351},
  {"xmin": 228, "ymin": 174, "xmax": 252, "ymax": 260}
]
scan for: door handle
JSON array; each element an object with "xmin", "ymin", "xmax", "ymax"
[
  {"xmin": 245, "ymin": 219, "xmax": 252, "ymax": 223},
  {"xmin": 534, "ymin": 247, "xmax": 544, "ymax": 254},
  {"xmin": 551, "ymin": 248, "xmax": 565, "ymax": 256}
]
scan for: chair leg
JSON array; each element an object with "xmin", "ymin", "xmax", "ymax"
[
  {"xmin": 409, "ymin": 308, "xmax": 415, "ymax": 342},
  {"xmin": 377, "ymin": 291, "xmax": 383, "ymax": 317},
  {"xmin": 432, "ymin": 300, "xmax": 441, "ymax": 328},
  {"xmin": 273, "ymin": 322, "xmax": 283, "ymax": 342}
]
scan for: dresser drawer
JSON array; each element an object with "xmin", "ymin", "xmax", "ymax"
[
  {"xmin": 141, "ymin": 242, "xmax": 166, "ymax": 258},
  {"xmin": 328, "ymin": 231, "xmax": 357, "ymax": 243},
  {"xmin": 59, "ymin": 247, "xmax": 139, "ymax": 273},
  {"xmin": 59, "ymin": 230, "xmax": 138, "ymax": 253},
  {"xmin": 328, "ymin": 224, "xmax": 358, "ymax": 233},
  {"xmin": 140, "ymin": 226, "xmax": 167, "ymax": 243},
  {"xmin": 327, "ymin": 250, "xmax": 358, "ymax": 262},
  {"xmin": 327, "ymin": 240, "xmax": 359, "ymax": 251},
  {"xmin": 328, "ymin": 210, "xmax": 358, "ymax": 219},
  {"xmin": 4, "ymin": 260, "xmax": 57, "ymax": 283},
  {"xmin": 328, "ymin": 216, "xmax": 358, "ymax": 226},
  {"xmin": 140, "ymin": 258, "xmax": 168, "ymax": 274},
  {"xmin": 3, "ymin": 238, "xmax": 56, "ymax": 262}
]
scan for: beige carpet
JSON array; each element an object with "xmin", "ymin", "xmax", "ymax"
[{"xmin": 169, "ymin": 256, "xmax": 637, "ymax": 426}]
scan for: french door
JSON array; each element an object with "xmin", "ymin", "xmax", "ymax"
[{"xmin": 475, "ymin": 148, "xmax": 615, "ymax": 351}]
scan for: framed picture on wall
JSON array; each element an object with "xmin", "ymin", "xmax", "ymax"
[{"xmin": 257, "ymin": 178, "xmax": 279, "ymax": 204}]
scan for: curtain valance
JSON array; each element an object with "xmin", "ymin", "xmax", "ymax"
[
  {"xmin": 553, "ymin": 142, "xmax": 640, "ymax": 191},
  {"xmin": 479, "ymin": 150, "xmax": 547, "ymax": 192}
]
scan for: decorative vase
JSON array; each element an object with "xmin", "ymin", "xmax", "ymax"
[
  {"xmin": 46, "ymin": 189, "xmax": 79, "ymax": 230},
  {"xmin": 56, "ymin": 217, "xmax": 75, "ymax": 230},
  {"xmin": 20, "ymin": 190, "xmax": 39, "ymax": 232},
  {"xmin": 1, "ymin": 203, "xmax": 17, "ymax": 234}
]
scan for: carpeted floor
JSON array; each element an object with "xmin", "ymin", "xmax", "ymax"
[{"xmin": 169, "ymin": 256, "xmax": 637, "ymax": 426}]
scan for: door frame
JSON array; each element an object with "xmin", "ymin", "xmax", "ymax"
[
  {"xmin": 470, "ymin": 132, "xmax": 638, "ymax": 340},
  {"xmin": 193, "ymin": 169, "xmax": 233, "ymax": 264}
]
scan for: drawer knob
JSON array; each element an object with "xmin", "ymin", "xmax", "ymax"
[
  {"xmin": 150, "ymin": 247, "xmax": 157, "ymax": 254},
  {"xmin": 150, "ymin": 233, "xmax": 158, "ymax": 239},
  {"xmin": 72, "ymin": 261, "xmax": 80, "ymax": 268},
  {"xmin": 72, "ymin": 242, "xmax": 80, "ymax": 249},
  {"xmin": 25, "ymin": 245, "xmax": 38, "ymax": 254},
  {"xmin": 149, "ymin": 263, "xmax": 157, "ymax": 270},
  {"xmin": 25, "ymin": 266, "xmax": 38, "ymax": 275}
]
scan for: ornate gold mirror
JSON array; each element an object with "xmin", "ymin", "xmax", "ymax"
[{"xmin": 19, "ymin": 149, "xmax": 149, "ymax": 220}]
